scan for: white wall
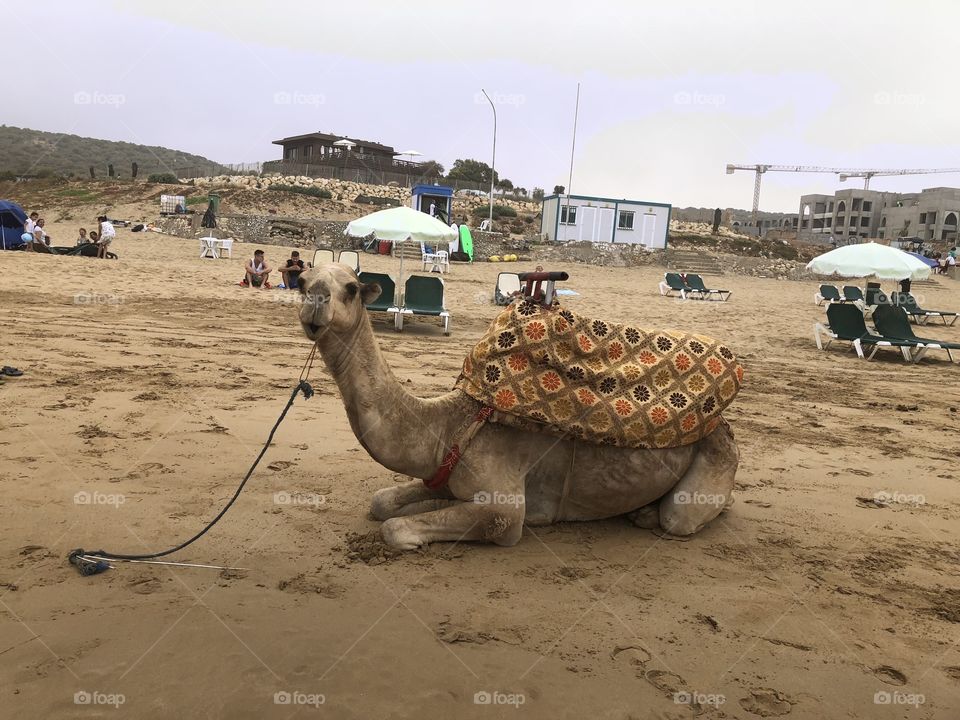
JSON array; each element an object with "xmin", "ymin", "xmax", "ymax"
[{"xmin": 544, "ymin": 196, "xmax": 670, "ymax": 248}]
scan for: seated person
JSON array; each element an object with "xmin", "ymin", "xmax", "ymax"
[
  {"xmin": 281, "ymin": 250, "xmax": 309, "ymax": 290},
  {"xmin": 77, "ymin": 227, "xmax": 89, "ymax": 245},
  {"xmin": 243, "ymin": 249, "xmax": 272, "ymax": 289},
  {"xmin": 28, "ymin": 228, "xmax": 53, "ymax": 253},
  {"xmin": 88, "ymin": 231, "xmax": 99, "ymax": 245}
]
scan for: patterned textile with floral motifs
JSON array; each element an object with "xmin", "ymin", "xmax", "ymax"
[{"xmin": 455, "ymin": 299, "xmax": 744, "ymax": 450}]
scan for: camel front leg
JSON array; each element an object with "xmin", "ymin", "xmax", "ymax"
[
  {"xmin": 370, "ymin": 479, "xmax": 454, "ymax": 520},
  {"xmin": 380, "ymin": 501, "xmax": 524, "ymax": 550}
]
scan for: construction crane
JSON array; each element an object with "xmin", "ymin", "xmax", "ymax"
[
  {"xmin": 837, "ymin": 168, "xmax": 960, "ymax": 190},
  {"xmin": 725, "ymin": 163, "xmax": 960, "ymax": 218}
]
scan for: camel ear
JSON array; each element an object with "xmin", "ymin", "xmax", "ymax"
[{"xmin": 360, "ymin": 282, "xmax": 382, "ymax": 305}]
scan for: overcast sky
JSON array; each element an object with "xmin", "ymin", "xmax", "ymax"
[{"xmin": 4, "ymin": 0, "xmax": 959, "ymax": 211}]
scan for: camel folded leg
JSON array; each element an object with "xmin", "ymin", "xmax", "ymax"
[
  {"xmin": 380, "ymin": 501, "xmax": 525, "ymax": 550},
  {"xmin": 658, "ymin": 422, "xmax": 739, "ymax": 536},
  {"xmin": 370, "ymin": 479, "xmax": 454, "ymax": 520}
]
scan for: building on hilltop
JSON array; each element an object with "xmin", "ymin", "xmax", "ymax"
[
  {"xmin": 271, "ymin": 132, "xmax": 412, "ymax": 170},
  {"xmin": 799, "ymin": 187, "xmax": 960, "ymax": 246}
]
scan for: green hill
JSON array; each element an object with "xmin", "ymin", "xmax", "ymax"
[{"xmin": 0, "ymin": 125, "xmax": 225, "ymax": 179}]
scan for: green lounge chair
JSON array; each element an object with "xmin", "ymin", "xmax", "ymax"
[
  {"xmin": 842, "ymin": 285, "xmax": 865, "ymax": 303},
  {"xmin": 397, "ymin": 275, "xmax": 450, "ymax": 334},
  {"xmin": 894, "ymin": 292, "xmax": 958, "ymax": 326},
  {"xmin": 685, "ymin": 274, "xmax": 731, "ymax": 301},
  {"xmin": 872, "ymin": 304, "xmax": 957, "ymax": 362},
  {"xmin": 814, "ymin": 302, "xmax": 921, "ymax": 361},
  {"xmin": 357, "ymin": 271, "xmax": 399, "ymax": 321},
  {"xmin": 814, "ymin": 284, "xmax": 843, "ymax": 305},
  {"xmin": 658, "ymin": 272, "xmax": 699, "ymax": 300}
]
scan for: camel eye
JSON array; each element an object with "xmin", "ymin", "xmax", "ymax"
[{"xmin": 344, "ymin": 282, "xmax": 359, "ymax": 299}]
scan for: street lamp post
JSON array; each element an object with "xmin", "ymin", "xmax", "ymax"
[{"xmin": 481, "ymin": 89, "xmax": 497, "ymax": 230}]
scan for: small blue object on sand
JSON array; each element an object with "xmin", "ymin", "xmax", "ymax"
[{"xmin": 556, "ymin": 289, "xmax": 579, "ymax": 296}]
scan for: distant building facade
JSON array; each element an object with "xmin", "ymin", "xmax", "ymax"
[
  {"xmin": 799, "ymin": 187, "xmax": 960, "ymax": 246},
  {"xmin": 270, "ymin": 132, "xmax": 422, "ymax": 174}
]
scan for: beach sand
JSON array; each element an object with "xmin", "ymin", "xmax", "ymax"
[{"xmin": 1, "ymin": 225, "xmax": 959, "ymax": 718}]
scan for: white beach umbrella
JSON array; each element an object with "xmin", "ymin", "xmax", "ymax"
[
  {"xmin": 806, "ymin": 242, "xmax": 932, "ymax": 281},
  {"xmin": 344, "ymin": 206, "xmax": 457, "ymax": 293}
]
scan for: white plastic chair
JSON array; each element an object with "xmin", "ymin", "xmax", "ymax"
[
  {"xmin": 215, "ymin": 237, "xmax": 234, "ymax": 258},
  {"xmin": 313, "ymin": 249, "xmax": 335, "ymax": 266},
  {"xmin": 337, "ymin": 250, "xmax": 360, "ymax": 273},
  {"xmin": 419, "ymin": 241, "xmax": 449, "ymax": 273}
]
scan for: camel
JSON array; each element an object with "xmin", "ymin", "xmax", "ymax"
[{"xmin": 297, "ymin": 264, "xmax": 739, "ymax": 550}]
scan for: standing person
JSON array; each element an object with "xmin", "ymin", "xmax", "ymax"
[
  {"xmin": 280, "ymin": 250, "xmax": 308, "ymax": 290},
  {"xmin": 97, "ymin": 215, "xmax": 115, "ymax": 259},
  {"xmin": 243, "ymin": 249, "xmax": 272, "ymax": 289},
  {"xmin": 24, "ymin": 212, "xmax": 38, "ymax": 235}
]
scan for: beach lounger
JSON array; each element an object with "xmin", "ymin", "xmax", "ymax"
[
  {"xmin": 814, "ymin": 284, "xmax": 843, "ymax": 305},
  {"xmin": 338, "ymin": 250, "xmax": 360, "ymax": 273},
  {"xmin": 685, "ymin": 274, "xmax": 731, "ymax": 301},
  {"xmin": 894, "ymin": 292, "xmax": 958, "ymax": 326},
  {"xmin": 658, "ymin": 272, "xmax": 699, "ymax": 300},
  {"xmin": 494, "ymin": 272, "xmax": 522, "ymax": 306},
  {"xmin": 357, "ymin": 271, "xmax": 400, "ymax": 323},
  {"xmin": 814, "ymin": 302, "xmax": 922, "ymax": 362},
  {"xmin": 313, "ymin": 249, "xmax": 335, "ymax": 266},
  {"xmin": 842, "ymin": 285, "xmax": 865, "ymax": 304},
  {"xmin": 872, "ymin": 304, "xmax": 957, "ymax": 362},
  {"xmin": 397, "ymin": 275, "xmax": 450, "ymax": 334}
]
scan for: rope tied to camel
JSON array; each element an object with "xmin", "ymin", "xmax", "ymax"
[{"xmin": 68, "ymin": 343, "xmax": 320, "ymax": 576}]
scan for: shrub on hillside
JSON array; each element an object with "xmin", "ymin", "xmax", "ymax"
[
  {"xmin": 472, "ymin": 203, "xmax": 517, "ymax": 220},
  {"xmin": 148, "ymin": 173, "xmax": 178, "ymax": 183}
]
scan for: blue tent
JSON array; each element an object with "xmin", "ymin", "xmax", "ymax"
[
  {"xmin": 0, "ymin": 200, "xmax": 28, "ymax": 250},
  {"xmin": 904, "ymin": 250, "xmax": 938, "ymax": 268}
]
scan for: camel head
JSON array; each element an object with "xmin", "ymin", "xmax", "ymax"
[{"xmin": 298, "ymin": 263, "xmax": 381, "ymax": 341}]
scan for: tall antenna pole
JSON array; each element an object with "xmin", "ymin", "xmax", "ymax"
[
  {"xmin": 563, "ymin": 82, "xmax": 581, "ymax": 242},
  {"xmin": 481, "ymin": 89, "xmax": 497, "ymax": 230}
]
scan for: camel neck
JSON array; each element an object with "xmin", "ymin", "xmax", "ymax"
[{"xmin": 317, "ymin": 313, "xmax": 459, "ymax": 479}]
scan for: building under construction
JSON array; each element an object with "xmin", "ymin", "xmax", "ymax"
[{"xmin": 799, "ymin": 187, "xmax": 960, "ymax": 244}]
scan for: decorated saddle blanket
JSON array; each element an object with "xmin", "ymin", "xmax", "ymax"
[{"xmin": 455, "ymin": 299, "xmax": 744, "ymax": 450}]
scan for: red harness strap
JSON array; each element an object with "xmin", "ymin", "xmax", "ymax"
[{"xmin": 424, "ymin": 406, "xmax": 493, "ymax": 489}]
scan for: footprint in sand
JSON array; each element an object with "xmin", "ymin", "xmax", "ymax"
[
  {"xmin": 739, "ymin": 688, "xmax": 793, "ymax": 716},
  {"xmin": 127, "ymin": 577, "xmax": 163, "ymax": 595},
  {"xmin": 873, "ymin": 665, "xmax": 907, "ymax": 686},
  {"xmin": 611, "ymin": 644, "xmax": 651, "ymax": 668},
  {"xmin": 267, "ymin": 460, "xmax": 295, "ymax": 472},
  {"xmin": 643, "ymin": 669, "xmax": 686, "ymax": 697}
]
